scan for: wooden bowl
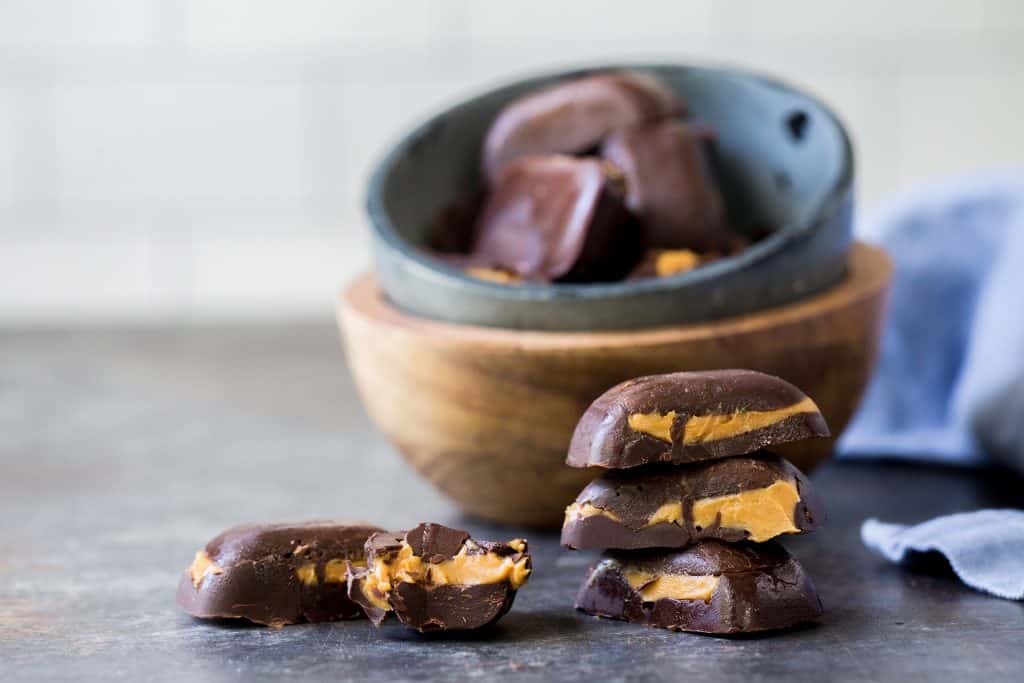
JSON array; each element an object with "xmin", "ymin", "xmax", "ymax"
[{"xmin": 339, "ymin": 243, "xmax": 891, "ymax": 528}]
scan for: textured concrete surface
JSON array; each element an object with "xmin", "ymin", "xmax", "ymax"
[{"xmin": 1, "ymin": 323, "xmax": 1022, "ymax": 682}]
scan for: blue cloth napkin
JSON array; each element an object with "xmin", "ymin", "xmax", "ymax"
[
  {"xmin": 838, "ymin": 170, "xmax": 1024, "ymax": 471},
  {"xmin": 862, "ymin": 510, "xmax": 1024, "ymax": 600}
]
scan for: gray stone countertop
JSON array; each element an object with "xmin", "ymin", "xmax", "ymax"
[{"xmin": 1, "ymin": 324, "xmax": 1021, "ymax": 682}]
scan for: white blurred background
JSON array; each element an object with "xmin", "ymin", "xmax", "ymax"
[{"xmin": 1, "ymin": 0, "xmax": 1022, "ymax": 324}]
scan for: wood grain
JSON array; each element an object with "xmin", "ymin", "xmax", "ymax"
[{"xmin": 339, "ymin": 242, "xmax": 892, "ymax": 527}]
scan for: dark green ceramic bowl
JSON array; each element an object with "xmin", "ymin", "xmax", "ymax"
[{"xmin": 366, "ymin": 63, "xmax": 854, "ymax": 331}]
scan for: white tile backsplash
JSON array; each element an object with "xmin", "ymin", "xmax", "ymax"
[
  {"xmin": 0, "ymin": 91, "xmax": 16, "ymax": 207},
  {"xmin": 52, "ymin": 83, "xmax": 312, "ymax": 205},
  {"xmin": 0, "ymin": 236, "xmax": 156, "ymax": 321},
  {"xmin": 747, "ymin": 0, "xmax": 1007, "ymax": 36},
  {"xmin": 465, "ymin": 1, "xmax": 716, "ymax": 41},
  {"xmin": 185, "ymin": 0, "xmax": 440, "ymax": 51},
  {"xmin": 0, "ymin": 0, "xmax": 158, "ymax": 49},
  {"xmin": 895, "ymin": 70, "xmax": 1024, "ymax": 188},
  {"xmin": 189, "ymin": 233, "xmax": 369, "ymax": 317},
  {"xmin": 1, "ymin": 0, "xmax": 1023, "ymax": 323}
]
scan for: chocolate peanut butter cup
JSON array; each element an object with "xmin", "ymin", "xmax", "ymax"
[
  {"xmin": 481, "ymin": 70, "xmax": 681, "ymax": 183},
  {"xmin": 562, "ymin": 452, "xmax": 824, "ymax": 550},
  {"xmin": 471, "ymin": 155, "xmax": 640, "ymax": 283},
  {"xmin": 602, "ymin": 120, "xmax": 733, "ymax": 252},
  {"xmin": 348, "ymin": 523, "xmax": 531, "ymax": 632},
  {"xmin": 176, "ymin": 521, "xmax": 383, "ymax": 627},
  {"xmin": 575, "ymin": 540, "xmax": 822, "ymax": 634},
  {"xmin": 567, "ymin": 370, "xmax": 829, "ymax": 469}
]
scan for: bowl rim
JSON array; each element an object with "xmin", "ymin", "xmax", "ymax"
[
  {"xmin": 365, "ymin": 61, "xmax": 855, "ymax": 302},
  {"xmin": 342, "ymin": 243, "xmax": 891, "ymax": 351}
]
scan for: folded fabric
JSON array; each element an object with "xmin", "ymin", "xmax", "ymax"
[
  {"xmin": 861, "ymin": 510, "xmax": 1024, "ymax": 600},
  {"xmin": 838, "ymin": 170, "xmax": 1024, "ymax": 471}
]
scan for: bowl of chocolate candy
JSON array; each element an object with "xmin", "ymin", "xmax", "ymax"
[{"xmin": 339, "ymin": 64, "xmax": 892, "ymax": 527}]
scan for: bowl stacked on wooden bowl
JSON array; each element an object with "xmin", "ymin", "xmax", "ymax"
[{"xmin": 339, "ymin": 63, "xmax": 891, "ymax": 527}]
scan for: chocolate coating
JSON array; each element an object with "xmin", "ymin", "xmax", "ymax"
[
  {"xmin": 561, "ymin": 452, "xmax": 824, "ymax": 550},
  {"xmin": 481, "ymin": 70, "xmax": 681, "ymax": 183},
  {"xmin": 575, "ymin": 541, "xmax": 823, "ymax": 634},
  {"xmin": 471, "ymin": 155, "xmax": 640, "ymax": 282},
  {"xmin": 389, "ymin": 582, "xmax": 519, "ymax": 633},
  {"xmin": 406, "ymin": 522, "xmax": 471, "ymax": 559},
  {"xmin": 567, "ymin": 370, "xmax": 830, "ymax": 469},
  {"xmin": 348, "ymin": 523, "xmax": 530, "ymax": 632},
  {"xmin": 175, "ymin": 521, "xmax": 383, "ymax": 627},
  {"xmin": 602, "ymin": 120, "xmax": 732, "ymax": 251}
]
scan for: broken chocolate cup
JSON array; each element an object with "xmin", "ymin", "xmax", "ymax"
[
  {"xmin": 347, "ymin": 523, "xmax": 531, "ymax": 632},
  {"xmin": 567, "ymin": 369, "xmax": 830, "ymax": 469},
  {"xmin": 471, "ymin": 155, "xmax": 640, "ymax": 283},
  {"xmin": 176, "ymin": 521, "xmax": 383, "ymax": 627},
  {"xmin": 561, "ymin": 452, "xmax": 824, "ymax": 550},
  {"xmin": 575, "ymin": 540, "xmax": 822, "ymax": 634},
  {"xmin": 602, "ymin": 120, "xmax": 733, "ymax": 252},
  {"xmin": 481, "ymin": 70, "xmax": 681, "ymax": 183}
]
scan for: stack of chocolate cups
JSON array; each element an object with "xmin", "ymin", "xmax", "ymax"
[{"xmin": 561, "ymin": 370, "xmax": 829, "ymax": 634}]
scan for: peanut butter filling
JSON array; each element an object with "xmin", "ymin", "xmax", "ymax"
[
  {"xmin": 188, "ymin": 550, "xmax": 224, "ymax": 588},
  {"xmin": 654, "ymin": 249, "xmax": 700, "ymax": 277},
  {"xmin": 642, "ymin": 501, "xmax": 683, "ymax": 528},
  {"xmin": 572, "ymin": 481, "xmax": 801, "ymax": 542},
  {"xmin": 691, "ymin": 479, "xmax": 801, "ymax": 542},
  {"xmin": 627, "ymin": 411, "xmax": 676, "ymax": 442},
  {"xmin": 465, "ymin": 267, "xmax": 521, "ymax": 284},
  {"xmin": 360, "ymin": 540, "xmax": 530, "ymax": 612},
  {"xmin": 296, "ymin": 558, "xmax": 367, "ymax": 586},
  {"xmin": 564, "ymin": 502, "xmax": 622, "ymax": 525},
  {"xmin": 623, "ymin": 570, "xmax": 719, "ymax": 602},
  {"xmin": 296, "ymin": 563, "xmax": 318, "ymax": 586},
  {"xmin": 627, "ymin": 396, "xmax": 819, "ymax": 444},
  {"xmin": 323, "ymin": 558, "xmax": 365, "ymax": 584}
]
